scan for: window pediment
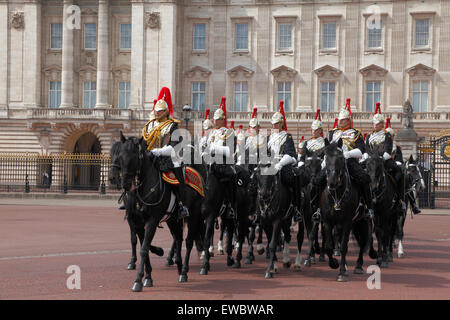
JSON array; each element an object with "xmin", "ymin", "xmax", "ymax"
[
  {"xmin": 271, "ymin": 65, "xmax": 297, "ymax": 79},
  {"xmin": 184, "ymin": 66, "xmax": 212, "ymax": 78},
  {"xmin": 227, "ymin": 65, "xmax": 254, "ymax": 78},
  {"xmin": 406, "ymin": 63, "xmax": 436, "ymax": 76},
  {"xmin": 314, "ymin": 65, "xmax": 342, "ymax": 78},
  {"xmin": 360, "ymin": 64, "xmax": 388, "ymax": 77},
  {"xmin": 43, "ymin": 64, "xmax": 62, "ymax": 80}
]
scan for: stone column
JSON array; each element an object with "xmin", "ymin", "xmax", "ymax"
[
  {"xmin": 60, "ymin": 0, "xmax": 75, "ymax": 108},
  {"xmin": 95, "ymin": 0, "xmax": 110, "ymax": 108},
  {"xmin": 0, "ymin": 2, "xmax": 8, "ymax": 109},
  {"xmin": 130, "ymin": 0, "xmax": 145, "ymax": 109},
  {"xmin": 397, "ymin": 100, "xmax": 420, "ymax": 160}
]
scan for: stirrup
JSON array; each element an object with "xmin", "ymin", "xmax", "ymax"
[
  {"xmin": 312, "ymin": 208, "xmax": 321, "ymax": 222},
  {"xmin": 293, "ymin": 208, "xmax": 303, "ymax": 223},
  {"xmin": 366, "ymin": 209, "xmax": 374, "ymax": 219},
  {"xmin": 178, "ymin": 203, "xmax": 189, "ymax": 220}
]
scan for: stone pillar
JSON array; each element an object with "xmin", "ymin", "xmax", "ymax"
[
  {"xmin": 60, "ymin": 0, "xmax": 75, "ymax": 108},
  {"xmin": 130, "ymin": 0, "xmax": 145, "ymax": 109},
  {"xmin": 397, "ymin": 100, "xmax": 420, "ymax": 160},
  {"xmin": 95, "ymin": 0, "xmax": 110, "ymax": 108},
  {"xmin": 0, "ymin": 2, "xmax": 8, "ymax": 109},
  {"xmin": 24, "ymin": 0, "xmax": 42, "ymax": 108}
]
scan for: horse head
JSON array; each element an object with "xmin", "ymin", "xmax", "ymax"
[
  {"xmin": 255, "ymin": 161, "xmax": 281, "ymax": 218},
  {"xmin": 118, "ymin": 132, "xmax": 145, "ymax": 192},
  {"xmin": 305, "ymin": 152, "xmax": 322, "ymax": 177},
  {"xmin": 109, "ymin": 139, "xmax": 122, "ymax": 188},
  {"xmin": 324, "ymin": 140, "xmax": 346, "ymax": 190},
  {"xmin": 366, "ymin": 147, "xmax": 385, "ymax": 195},
  {"xmin": 406, "ymin": 155, "xmax": 425, "ymax": 192}
]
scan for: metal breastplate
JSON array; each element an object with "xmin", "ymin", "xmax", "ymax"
[
  {"xmin": 369, "ymin": 131, "xmax": 386, "ymax": 148},
  {"xmin": 306, "ymin": 137, "xmax": 325, "ymax": 154},
  {"xmin": 268, "ymin": 131, "xmax": 287, "ymax": 159},
  {"xmin": 145, "ymin": 120, "xmax": 173, "ymax": 148},
  {"xmin": 208, "ymin": 127, "xmax": 232, "ymax": 148},
  {"xmin": 332, "ymin": 129, "xmax": 358, "ymax": 152}
]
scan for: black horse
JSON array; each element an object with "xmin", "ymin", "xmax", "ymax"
[
  {"xmin": 366, "ymin": 148, "xmax": 398, "ymax": 268},
  {"xmin": 109, "ymin": 139, "xmax": 164, "ymax": 270},
  {"xmin": 395, "ymin": 155, "xmax": 424, "ymax": 258},
  {"xmin": 320, "ymin": 142, "xmax": 372, "ymax": 281},
  {"xmin": 256, "ymin": 163, "xmax": 294, "ymax": 279},
  {"xmin": 118, "ymin": 133, "xmax": 205, "ymax": 291}
]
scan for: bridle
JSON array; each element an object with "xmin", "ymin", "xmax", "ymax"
[{"xmin": 326, "ymin": 159, "xmax": 351, "ymax": 212}]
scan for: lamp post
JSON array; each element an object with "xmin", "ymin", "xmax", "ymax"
[{"xmin": 182, "ymin": 104, "xmax": 192, "ymax": 143}]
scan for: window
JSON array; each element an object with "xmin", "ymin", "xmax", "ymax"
[
  {"xmin": 193, "ymin": 24, "xmax": 206, "ymax": 51},
  {"xmin": 322, "ymin": 22, "xmax": 336, "ymax": 50},
  {"xmin": 83, "ymin": 81, "xmax": 97, "ymax": 108},
  {"xmin": 84, "ymin": 23, "xmax": 97, "ymax": 50},
  {"xmin": 235, "ymin": 23, "xmax": 248, "ymax": 51},
  {"xmin": 192, "ymin": 82, "xmax": 206, "ymax": 111},
  {"xmin": 48, "ymin": 81, "xmax": 61, "ymax": 108},
  {"xmin": 412, "ymin": 81, "xmax": 428, "ymax": 112},
  {"xmin": 277, "ymin": 82, "xmax": 291, "ymax": 112},
  {"xmin": 234, "ymin": 82, "xmax": 248, "ymax": 112},
  {"xmin": 50, "ymin": 23, "xmax": 62, "ymax": 50},
  {"xmin": 365, "ymin": 81, "xmax": 381, "ymax": 112},
  {"xmin": 367, "ymin": 22, "xmax": 382, "ymax": 49},
  {"xmin": 415, "ymin": 19, "xmax": 430, "ymax": 48},
  {"xmin": 320, "ymin": 82, "xmax": 336, "ymax": 112},
  {"xmin": 118, "ymin": 82, "xmax": 130, "ymax": 109},
  {"xmin": 278, "ymin": 23, "xmax": 292, "ymax": 51},
  {"xmin": 120, "ymin": 24, "xmax": 132, "ymax": 50}
]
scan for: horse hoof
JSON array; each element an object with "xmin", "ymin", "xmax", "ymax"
[
  {"xmin": 143, "ymin": 278, "xmax": 153, "ymax": 287},
  {"xmin": 337, "ymin": 274, "xmax": 349, "ymax": 282},
  {"xmin": 283, "ymin": 261, "xmax": 291, "ymax": 269},
  {"xmin": 294, "ymin": 265, "xmax": 302, "ymax": 272},
  {"xmin": 227, "ymin": 257, "xmax": 234, "ymax": 267},
  {"xmin": 319, "ymin": 255, "xmax": 326, "ymax": 262},
  {"xmin": 232, "ymin": 261, "xmax": 241, "ymax": 269},
  {"xmin": 210, "ymin": 252, "xmax": 215, "ymax": 258},
  {"xmin": 244, "ymin": 257, "xmax": 253, "ymax": 265},
  {"xmin": 257, "ymin": 248, "xmax": 265, "ymax": 255},
  {"xmin": 311, "ymin": 257, "xmax": 316, "ymax": 264},
  {"xmin": 304, "ymin": 259, "xmax": 311, "ymax": 267},
  {"xmin": 380, "ymin": 261, "xmax": 389, "ymax": 268},
  {"xmin": 333, "ymin": 250, "xmax": 341, "ymax": 257},
  {"xmin": 369, "ymin": 249, "xmax": 378, "ymax": 260},
  {"xmin": 199, "ymin": 268, "xmax": 208, "ymax": 275},
  {"xmin": 179, "ymin": 275, "xmax": 188, "ymax": 283},
  {"xmin": 397, "ymin": 252, "xmax": 404, "ymax": 259},
  {"xmin": 151, "ymin": 247, "xmax": 164, "ymax": 257},
  {"xmin": 126, "ymin": 263, "xmax": 136, "ymax": 270},
  {"xmin": 354, "ymin": 267, "xmax": 364, "ymax": 274},
  {"xmin": 329, "ymin": 258, "xmax": 339, "ymax": 270},
  {"xmin": 218, "ymin": 250, "xmax": 224, "ymax": 256},
  {"xmin": 131, "ymin": 282, "xmax": 143, "ymax": 292},
  {"xmin": 264, "ymin": 272, "xmax": 273, "ymax": 279},
  {"xmin": 165, "ymin": 259, "xmax": 174, "ymax": 267}
]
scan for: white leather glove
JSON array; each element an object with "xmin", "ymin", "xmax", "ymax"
[
  {"xmin": 298, "ymin": 161, "xmax": 305, "ymax": 168},
  {"xmin": 383, "ymin": 152, "xmax": 391, "ymax": 161},
  {"xmin": 359, "ymin": 153, "xmax": 369, "ymax": 163},
  {"xmin": 275, "ymin": 154, "xmax": 295, "ymax": 172},
  {"xmin": 214, "ymin": 145, "xmax": 231, "ymax": 158},
  {"xmin": 321, "ymin": 158, "xmax": 326, "ymax": 170},
  {"xmin": 396, "ymin": 161, "xmax": 402, "ymax": 166},
  {"xmin": 343, "ymin": 149, "xmax": 362, "ymax": 160}
]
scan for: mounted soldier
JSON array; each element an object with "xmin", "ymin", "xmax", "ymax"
[
  {"xmin": 141, "ymin": 87, "xmax": 189, "ymax": 219},
  {"xmin": 204, "ymin": 97, "xmax": 238, "ymax": 218},
  {"xmin": 362, "ymin": 103, "xmax": 406, "ymax": 212},
  {"xmin": 385, "ymin": 118, "xmax": 421, "ymax": 214},
  {"xmin": 312, "ymin": 99, "xmax": 374, "ymax": 221},
  {"xmin": 267, "ymin": 101, "xmax": 303, "ymax": 222},
  {"xmin": 199, "ymin": 108, "xmax": 213, "ymax": 154}
]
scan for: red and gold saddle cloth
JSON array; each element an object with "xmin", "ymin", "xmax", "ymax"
[{"xmin": 162, "ymin": 167, "xmax": 205, "ymax": 198}]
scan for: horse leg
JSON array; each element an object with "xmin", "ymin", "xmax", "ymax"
[
  {"xmin": 256, "ymin": 224, "xmax": 265, "ymax": 255},
  {"xmin": 127, "ymin": 220, "xmax": 138, "ymax": 270},
  {"xmin": 265, "ymin": 219, "xmax": 281, "ymax": 279},
  {"xmin": 294, "ymin": 219, "xmax": 305, "ymax": 271},
  {"xmin": 333, "ymin": 225, "xmax": 341, "ymax": 257},
  {"xmin": 352, "ymin": 219, "xmax": 368, "ymax": 274},
  {"xmin": 180, "ymin": 213, "xmax": 199, "ymax": 282},
  {"xmin": 323, "ymin": 221, "xmax": 339, "ymax": 270},
  {"xmin": 337, "ymin": 224, "xmax": 351, "ymax": 282},
  {"xmin": 281, "ymin": 220, "xmax": 292, "ymax": 269},
  {"xmin": 245, "ymin": 225, "xmax": 256, "ymax": 264},
  {"xmin": 132, "ymin": 217, "xmax": 158, "ymax": 292},
  {"xmin": 319, "ymin": 221, "xmax": 326, "ymax": 262},
  {"xmin": 217, "ymin": 218, "xmax": 225, "ymax": 255},
  {"xmin": 304, "ymin": 219, "xmax": 317, "ymax": 267},
  {"xmin": 224, "ymin": 218, "xmax": 235, "ymax": 267},
  {"xmin": 200, "ymin": 216, "xmax": 214, "ymax": 275},
  {"xmin": 166, "ymin": 239, "xmax": 176, "ymax": 266},
  {"xmin": 397, "ymin": 211, "xmax": 406, "ymax": 258},
  {"xmin": 167, "ymin": 219, "xmax": 183, "ymax": 277}
]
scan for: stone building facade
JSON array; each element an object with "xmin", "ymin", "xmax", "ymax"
[{"xmin": 0, "ymin": 0, "xmax": 449, "ymax": 156}]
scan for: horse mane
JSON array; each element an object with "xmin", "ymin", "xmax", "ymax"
[
  {"xmin": 111, "ymin": 140, "xmax": 121, "ymax": 157},
  {"xmin": 325, "ymin": 142, "xmax": 343, "ymax": 157}
]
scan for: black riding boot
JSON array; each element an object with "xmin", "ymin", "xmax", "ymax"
[
  {"xmin": 393, "ymin": 166, "xmax": 407, "ymax": 212},
  {"xmin": 407, "ymin": 191, "xmax": 421, "ymax": 214},
  {"xmin": 361, "ymin": 183, "xmax": 374, "ymax": 219},
  {"xmin": 173, "ymin": 166, "xmax": 189, "ymax": 219},
  {"xmin": 292, "ymin": 176, "xmax": 303, "ymax": 223}
]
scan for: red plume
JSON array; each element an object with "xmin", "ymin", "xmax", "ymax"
[
  {"xmin": 152, "ymin": 99, "xmax": 157, "ymax": 110},
  {"xmin": 332, "ymin": 118, "xmax": 338, "ymax": 129},
  {"xmin": 315, "ymin": 108, "xmax": 322, "ymax": 121},
  {"xmin": 157, "ymin": 87, "xmax": 173, "ymax": 116},
  {"xmin": 202, "ymin": 109, "xmax": 211, "ymax": 137},
  {"xmin": 251, "ymin": 107, "xmax": 258, "ymax": 119},
  {"xmin": 363, "ymin": 133, "xmax": 367, "ymax": 141},
  {"xmin": 385, "ymin": 117, "xmax": 391, "ymax": 130},
  {"xmin": 279, "ymin": 101, "xmax": 287, "ymax": 131},
  {"xmin": 237, "ymin": 124, "xmax": 243, "ymax": 134},
  {"xmin": 374, "ymin": 102, "xmax": 381, "ymax": 115},
  {"xmin": 230, "ymin": 120, "xmax": 235, "ymax": 130},
  {"xmin": 220, "ymin": 97, "xmax": 227, "ymax": 128},
  {"xmin": 299, "ymin": 136, "xmax": 304, "ymax": 144}
]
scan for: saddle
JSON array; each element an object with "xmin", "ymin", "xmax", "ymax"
[{"xmin": 162, "ymin": 166, "xmax": 205, "ymax": 198}]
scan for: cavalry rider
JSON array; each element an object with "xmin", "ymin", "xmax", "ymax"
[
  {"xmin": 268, "ymin": 101, "xmax": 303, "ymax": 222},
  {"xmin": 205, "ymin": 97, "xmax": 238, "ymax": 217},
  {"xmin": 199, "ymin": 108, "xmax": 213, "ymax": 153},
  {"xmin": 298, "ymin": 109, "xmax": 329, "ymax": 221},
  {"xmin": 363, "ymin": 103, "xmax": 406, "ymax": 212},
  {"xmin": 236, "ymin": 108, "xmax": 264, "ymax": 171},
  {"xmin": 385, "ymin": 118, "xmax": 421, "ymax": 214},
  {"xmin": 314, "ymin": 99, "xmax": 374, "ymax": 220},
  {"xmin": 141, "ymin": 87, "xmax": 189, "ymax": 219}
]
